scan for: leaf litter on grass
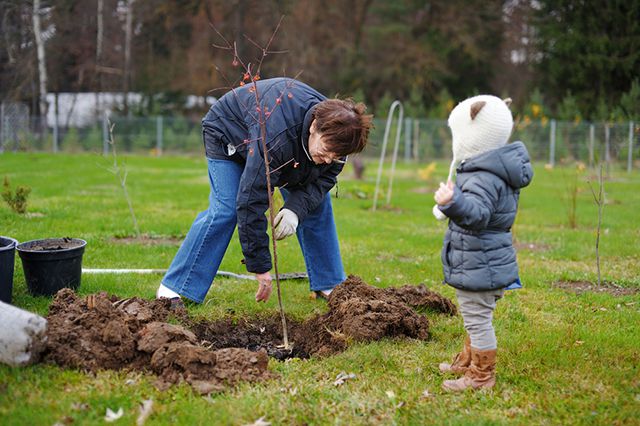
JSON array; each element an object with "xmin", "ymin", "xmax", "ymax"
[{"xmin": 42, "ymin": 276, "xmax": 456, "ymax": 394}]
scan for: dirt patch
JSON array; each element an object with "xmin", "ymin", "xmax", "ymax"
[
  {"xmin": 111, "ymin": 235, "xmax": 183, "ymax": 246},
  {"xmin": 194, "ymin": 276, "xmax": 456, "ymax": 359},
  {"xmin": 554, "ymin": 280, "xmax": 639, "ymax": 297},
  {"xmin": 514, "ymin": 241, "xmax": 552, "ymax": 252},
  {"xmin": 43, "ymin": 276, "xmax": 455, "ymax": 393},
  {"xmin": 44, "ymin": 289, "xmax": 272, "ymax": 393}
]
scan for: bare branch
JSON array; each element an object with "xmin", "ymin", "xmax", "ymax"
[{"xmin": 269, "ymin": 158, "xmax": 295, "ymax": 174}]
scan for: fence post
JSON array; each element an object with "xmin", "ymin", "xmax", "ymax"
[
  {"xmin": 156, "ymin": 115, "xmax": 163, "ymax": 156},
  {"xmin": 605, "ymin": 123, "xmax": 611, "ymax": 177},
  {"xmin": 404, "ymin": 118, "xmax": 411, "ymax": 163},
  {"xmin": 549, "ymin": 119, "xmax": 556, "ymax": 167},
  {"xmin": 413, "ymin": 119, "xmax": 420, "ymax": 161},
  {"xmin": 588, "ymin": 123, "xmax": 595, "ymax": 168},
  {"xmin": 628, "ymin": 121, "xmax": 634, "ymax": 173},
  {"xmin": 0, "ymin": 103, "xmax": 4, "ymax": 154},
  {"xmin": 102, "ymin": 113, "xmax": 109, "ymax": 156},
  {"xmin": 52, "ymin": 114, "xmax": 58, "ymax": 153}
]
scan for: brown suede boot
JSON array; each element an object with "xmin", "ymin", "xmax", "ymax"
[
  {"xmin": 439, "ymin": 335, "xmax": 471, "ymax": 375},
  {"xmin": 442, "ymin": 347, "xmax": 496, "ymax": 392}
]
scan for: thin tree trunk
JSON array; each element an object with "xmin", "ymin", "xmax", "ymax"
[
  {"xmin": 123, "ymin": 0, "xmax": 135, "ymax": 116},
  {"xmin": 32, "ymin": 0, "xmax": 48, "ymax": 119},
  {"xmin": 96, "ymin": 0, "xmax": 104, "ymax": 119},
  {"xmin": 595, "ymin": 165, "xmax": 604, "ymax": 286}
]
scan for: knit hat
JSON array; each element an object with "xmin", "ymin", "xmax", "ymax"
[{"xmin": 433, "ymin": 95, "xmax": 513, "ymax": 220}]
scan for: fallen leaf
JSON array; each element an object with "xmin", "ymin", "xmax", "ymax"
[
  {"xmin": 574, "ymin": 340, "xmax": 584, "ymax": 346},
  {"xmin": 105, "ymin": 407, "xmax": 124, "ymax": 422},
  {"xmin": 136, "ymin": 399, "xmax": 153, "ymax": 426},
  {"xmin": 333, "ymin": 372, "xmax": 357, "ymax": 386},
  {"xmin": 71, "ymin": 402, "xmax": 89, "ymax": 411},
  {"xmin": 421, "ymin": 390, "xmax": 433, "ymax": 399},
  {"xmin": 243, "ymin": 417, "xmax": 271, "ymax": 426}
]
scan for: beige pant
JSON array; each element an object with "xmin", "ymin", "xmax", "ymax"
[{"xmin": 456, "ymin": 288, "xmax": 505, "ymax": 350}]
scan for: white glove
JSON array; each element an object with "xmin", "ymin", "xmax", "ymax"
[
  {"xmin": 273, "ymin": 208, "xmax": 299, "ymax": 240},
  {"xmin": 433, "ymin": 204, "xmax": 447, "ymax": 221}
]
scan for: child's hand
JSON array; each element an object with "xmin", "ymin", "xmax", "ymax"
[{"xmin": 434, "ymin": 180, "xmax": 454, "ymax": 205}]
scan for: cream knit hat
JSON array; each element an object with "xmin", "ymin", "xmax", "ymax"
[{"xmin": 433, "ymin": 95, "xmax": 513, "ymax": 220}]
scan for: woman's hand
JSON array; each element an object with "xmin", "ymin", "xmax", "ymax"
[{"xmin": 255, "ymin": 272, "xmax": 273, "ymax": 302}]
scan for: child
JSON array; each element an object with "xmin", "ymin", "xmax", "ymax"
[{"xmin": 433, "ymin": 94, "xmax": 533, "ymax": 391}]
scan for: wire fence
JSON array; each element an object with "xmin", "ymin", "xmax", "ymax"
[{"xmin": 1, "ymin": 111, "xmax": 638, "ymax": 171}]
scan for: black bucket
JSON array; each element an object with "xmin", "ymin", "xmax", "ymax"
[
  {"xmin": 0, "ymin": 236, "xmax": 18, "ymax": 304},
  {"xmin": 17, "ymin": 238, "xmax": 87, "ymax": 297}
]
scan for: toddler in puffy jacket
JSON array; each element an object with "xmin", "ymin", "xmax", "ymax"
[{"xmin": 433, "ymin": 95, "xmax": 533, "ymax": 391}]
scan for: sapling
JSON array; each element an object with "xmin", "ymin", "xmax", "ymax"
[
  {"xmin": 564, "ymin": 162, "xmax": 585, "ymax": 229},
  {"xmin": 106, "ymin": 121, "xmax": 141, "ymax": 238},
  {"xmin": 587, "ymin": 164, "xmax": 605, "ymax": 286},
  {"xmin": 2, "ymin": 176, "xmax": 31, "ymax": 214},
  {"xmin": 211, "ymin": 18, "xmax": 293, "ymax": 349}
]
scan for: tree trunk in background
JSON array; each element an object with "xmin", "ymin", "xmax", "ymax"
[
  {"xmin": 32, "ymin": 0, "xmax": 47, "ymax": 119},
  {"xmin": 123, "ymin": 0, "xmax": 135, "ymax": 116},
  {"xmin": 95, "ymin": 0, "xmax": 104, "ymax": 119},
  {"xmin": 233, "ymin": 0, "xmax": 246, "ymax": 61}
]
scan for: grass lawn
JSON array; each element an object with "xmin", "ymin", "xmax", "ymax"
[{"xmin": 1, "ymin": 152, "xmax": 639, "ymax": 425}]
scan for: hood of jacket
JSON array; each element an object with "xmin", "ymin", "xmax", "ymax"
[{"xmin": 458, "ymin": 141, "xmax": 533, "ymax": 189}]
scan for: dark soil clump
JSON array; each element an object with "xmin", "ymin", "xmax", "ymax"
[
  {"xmin": 20, "ymin": 237, "xmax": 83, "ymax": 251},
  {"xmin": 44, "ymin": 289, "xmax": 273, "ymax": 393},
  {"xmin": 193, "ymin": 276, "xmax": 456, "ymax": 358},
  {"xmin": 43, "ymin": 276, "xmax": 455, "ymax": 393}
]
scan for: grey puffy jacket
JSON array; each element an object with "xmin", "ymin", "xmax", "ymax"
[{"xmin": 438, "ymin": 141, "xmax": 533, "ymax": 291}]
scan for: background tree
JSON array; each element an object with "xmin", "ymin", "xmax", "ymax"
[{"xmin": 534, "ymin": 0, "xmax": 640, "ymax": 119}]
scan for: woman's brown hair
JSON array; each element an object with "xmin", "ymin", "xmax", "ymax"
[{"xmin": 312, "ymin": 99, "xmax": 373, "ymax": 157}]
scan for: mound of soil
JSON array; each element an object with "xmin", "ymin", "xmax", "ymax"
[
  {"xmin": 44, "ymin": 289, "xmax": 273, "ymax": 393},
  {"xmin": 43, "ymin": 276, "xmax": 455, "ymax": 393}
]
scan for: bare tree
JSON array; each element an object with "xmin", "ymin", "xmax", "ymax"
[
  {"xmin": 212, "ymin": 18, "xmax": 293, "ymax": 349},
  {"xmin": 32, "ymin": 0, "xmax": 48, "ymax": 119},
  {"xmin": 95, "ymin": 0, "xmax": 104, "ymax": 117},
  {"xmin": 588, "ymin": 164, "xmax": 605, "ymax": 286},
  {"xmin": 122, "ymin": 0, "xmax": 135, "ymax": 116},
  {"xmin": 107, "ymin": 121, "xmax": 141, "ymax": 238}
]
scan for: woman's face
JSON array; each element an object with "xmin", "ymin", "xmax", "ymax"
[{"xmin": 308, "ymin": 120, "xmax": 341, "ymax": 165}]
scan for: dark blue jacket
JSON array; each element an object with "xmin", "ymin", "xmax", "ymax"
[
  {"xmin": 202, "ymin": 78, "xmax": 344, "ymax": 273},
  {"xmin": 438, "ymin": 142, "xmax": 533, "ymax": 291}
]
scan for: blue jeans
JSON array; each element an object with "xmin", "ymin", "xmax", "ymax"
[{"xmin": 162, "ymin": 158, "xmax": 346, "ymax": 303}]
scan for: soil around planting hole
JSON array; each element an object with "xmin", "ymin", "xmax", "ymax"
[
  {"xmin": 554, "ymin": 280, "xmax": 639, "ymax": 296},
  {"xmin": 43, "ymin": 276, "xmax": 455, "ymax": 393},
  {"xmin": 111, "ymin": 234, "xmax": 184, "ymax": 246},
  {"xmin": 514, "ymin": 241, "xmax": 552, "ymax": 252}
]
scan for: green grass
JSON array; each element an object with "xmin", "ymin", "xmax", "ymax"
[{"xmin": 1, "ymin": 152, "xmax": 639, "ymax": 425}]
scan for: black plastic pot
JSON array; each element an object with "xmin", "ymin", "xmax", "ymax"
[
  {"xmin": 17, "ymin": 238, "xmax": 87, "ymax": 297},
  {"xmin": 0, "ymin": 236, "xmax": 18, "ymax": 304}
]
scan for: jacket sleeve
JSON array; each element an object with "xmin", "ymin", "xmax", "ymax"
[
  {"xmin": 236, "ymin": 127, "xmax": 284, "ymax": 274},
  {"xmin": 283, "ymin": 161, "xmax": 344, "ymax": 222},
  {"xmin": 438, "ymin": 173, "xmax": 499, "ymax": 232}
]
